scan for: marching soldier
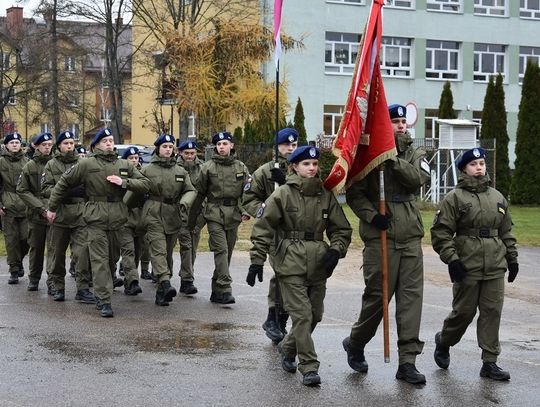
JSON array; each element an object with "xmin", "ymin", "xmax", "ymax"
[
  {"xmin": 42, "ymin": 131, "xmax": 94, "ymax": 303},
  {"xmin": 248, "ymin": 145, "xmax": 352, "ymax": 386},
  {"xmin": 46, "ymin": 128, "xmax": 150, "ymax": 317},
  {"xmin": 243, "ymin": 127, "xmax": 299, "ymax": 343},
  {"xmin": 0, "ymin": 133, "xmax": 30, "ymax": 284},
  {"xmin": 126, "ymin": 134, "xmax": 196, "ymax": 306},
  {"xmin": 342, "ymin": 104, "xmax": 430, "ymax": 384},
  {"xmin": 17, "ymin": 132, "xmax": 54, "ymax": 293},
  {"xmin": 176, "ymin": 140, "xmax": 204, "ymax": 294},
  {"xmin": 431, "ymin": 148, "xmax": 518, "ymax": 381},
  {"xmin": 189, "ymin": 132, "xmax": 250, "ymax": 304}
]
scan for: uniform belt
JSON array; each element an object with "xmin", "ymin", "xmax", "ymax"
[
  {"xmin": 61, "ymin": 197, "xmax": 86, "ymax": 204},
  {"xmin": 2, "ymin": 187, "xmax": 16, "ymax": 193},
  {"xmin": 390, "ymin": 193, "xmax": 415, "ymax": 202},
  {"xmin": 148, "ymin": 196, "xmax": 176, "ymax": 204},
  {"xmin": 88, "ymin": 196, "xmax": 123, "ymax": 203},
  {"xmin": 208, "ymin": 198, "xmax": 238, "ymax": 207},
  {"xmin": 284, "ymin": 231, "xmax": 324, "ymax": 241},
  {"xmin": 457, "ymin": 228, "xmax": 498, "ymax": 238}
]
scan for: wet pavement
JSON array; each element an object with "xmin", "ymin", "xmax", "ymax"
[{"xmin": 0, "ymin": 246, "xmax": 539, "ymax": 406}]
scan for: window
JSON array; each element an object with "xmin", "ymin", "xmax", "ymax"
[
  {"xmin": 65, "ymin": 56, "xmax": 76, "ymax": 72},
  {"xmin": 474, "ymin": 0, "xmax": 507, "ymax": 16},
  {"xmin": 41, "ymin": 123, "xmax": 51, "ymax": 133},
  {"xmin": 381, "ymin": 37, "xmax": 412, "ymax": 77},
  {"xmin": 41, "ymin": 88, "xmax": 50, "ymax": 108},
  {"xmin": 326, "ymin": 0, "xmax": 363, "ymax": 4},
  {"xmin": 424, "ymin": 109, "xmax": 438, "ymax": 139},
  {"xmin": 519, "ymin": 46, "xmax": 540, "ymax": 83},
  {"xmin": 426, "ymin": 40, "xmax": 460, "ymax": 80},
  {"xmin": 323, "ymin": 105, "xmax": 344, "ymax": 136},
  {"xmin": 521, "ymin": 0, "xmax": 540, "ymax": 19},
  {"xmin": 474, "ymin": 43, "xmax": 505, "ymax": 82},
  {"xmin": 2, "ymin": 87, "xmax": 16, "ymax": 105},
  {"xmin": 472, "ymin": 110, "xmax": 483, "ymax": 126},
  {"xmin": 1, "ymin": 52, "xmax": 10, "ymax": 71},
  {"xmin": 385, "ymin": 0, "xmax": 414, "ymax": 8},
  {"xmin": 101, "ymin": 107, "xmax": 111, "ymax": 122},
  {"xmin": 325, "ymin": 32, "xmax": 361, "ymax": 75},
  {"xmin": 426, "ymin": 0, "xmax": 461, "ymax": 12},
  {"xmin": 68, "ymin": 123, "xmax": 80, "ymax": 140}
]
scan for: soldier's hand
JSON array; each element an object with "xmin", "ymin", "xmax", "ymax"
[
  {"xmin": 106, "ymin": 175, "xmax": 123, "ymax": 186},
  {"xmin": 323, "ymin": 248, "xmax": 340, "ymax": 278},
  {"xmin": 269, "ymin": 168, "xmax": 286, "ymax": 186},
  {"xmin": 46, "ymin": 210, "xmax": 56, "ymax": 224},
  {"xmin": 370, "ymin": 213, "xmax": 389, "ymax": 230},
  {"xmin": 448, "ymin": 260, "xmax": 467, "ymax": 283},
  {"xmin": 0, "ymin": 207, "xmax": 5, "ymax": 217},
  {"xmin": 507, "ymin": 263, "xmax": 519, "ymax": 283},
  {"xmin": 241, "ymin": 214, "xmax": 250, "ymax": 222},
  {"xmin": 246, "ymin": 264, "xmax": 263, "ymax": 287}
]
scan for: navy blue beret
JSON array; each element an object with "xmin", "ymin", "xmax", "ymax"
[
  {"xmin": 154, "ymin": 133, "xmax": 175, "ymax": 147},
  {"xmin": 121, "ymin": 146, "xmax": 140, "ymax": 159},
  {"xmin": 91, "ymin": 128, "xmax": 113, "ymax": 147},
  {"xmin": 389, "ymin": 104, "xmax": 407, "ymax": 119},
  {"xmin": 457, "ymin": 148, "xmax": 487, "ymax": 171},
  {"xmin": 56, "ymin": 131, "xmax": 74, "ymax": 146},
  {"xmin": 277, "ymin": 128, "xmax": 299, "ymax": 144},
  {"xmin": 4, "ymin": 132, "xmax": 22, "ymax": 144},
  {"xmin": 34, "ymin": 132, "xmax": 53, "ymax": 145},
  {"xmin": 288, "ymin": 145, "xmax": 320, "ymax": 163},
  {"xmin": 178, "ymin": 140, "xmax": 198, "ymax": 151},
  {"xmin": 212, "ymin": 132, "xmax": 233, "ymax": 145},
  {"xmin": 76, "ymin": 146, "xmax": 87, "ymax": 154}
]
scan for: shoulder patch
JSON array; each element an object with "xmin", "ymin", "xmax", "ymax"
[
  {"xmin": 420, "ymin": 158, "xmax": 430, "ymax": 174},
  {"xmin": 497, "ymin": 202, "xmax": 506, "ymax": 215},
  {"xmin": 119, "ymin": 168, "xmax": 129, "ymax": 177},
  {"xmin": 244, "ymin": 177, "xmax": 252, "ymax": 191},
  {"xmin": 256, "ymin": 203, "xmax": 266, "ymax": 218}
]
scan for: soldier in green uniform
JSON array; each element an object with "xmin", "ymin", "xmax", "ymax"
[
  {"xmin": 176, "ymin": 140, "xmax": 204, "ymax": 294},
  {"xmin": 126, "ymin": 134, "xmax": 196, "ymax": 306},
  {"xmin": 0, "ymin": 133, "xmax": 30, "ymax": 284},
  {"xmin": 189, "ymin": 132, "xmax": 250, "ymax": 304},
  {"xmin": 46, "ymin": 128, "xmax": 150, "ymax": 317},
  {"xmin": 342, "ymin": 104, "xmax": 431, "ymax": 384},
  {"xmin": 243, "ymin": 127, "xmax": 299, "ymax": 343},
  {"xmin": 431, "ymin": 147, "xmax": 518, "ymax": 381},
  {"xmin": 42, "ymin": 131, "xmax": 94, "ymax": 303},
  {"xmin": 17, "ymin": 132, "xmax": 54, "ymax": 293},
  {"xmin": 248, "ymin": 145, "xmax": 352, "ymax": 386}
]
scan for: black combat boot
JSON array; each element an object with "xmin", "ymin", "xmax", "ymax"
[
  {"xmin": 100, "ymin": 304, "xmax": 114, "ymax": 318},
  {"xmin": 113, "ymin": 277, "xmax": 124, "ymax": 288},
  {"xmin": 75, "ymin": 289, "xmax": 96, "ymax": 304},
  {"xmin": 95, "ymin": 297, "xmax": 103, "ymax": 310},
  {"xmin": 480, "ymin": 362, "xmax": 510, "ymax": 381},
  {"xmin": 140, "ymin": 270, "xmax": 152, "ymax": 280},
  {"xmin": 8, "ymin": 272, "xmax": 19, "ymax": 285},
  {"xmin": 281, "ymin": 356, "xmax": 297, "ymax": 373},
  {"xmin": 124, "ymin": 280, "xmax": 143, "ymax": 296},
  {"xmin": 342, "ymin": 336, "xmax": 368, "ymax": 373},
  {"xmin": 47, "ymin": 285, "xmax": 55, "ymax": 296},
  {"xmin": 434, "ymin": 331, "xmax": 450, "ymax": 369},
  {"xmin": 180, "ymin": 280, "xmax": 198, "ymax": 295},
  {"xmin": 279, "ymin": 312, "xmax": 289, "ymax": 335},
  {"xmin": 262, "ymin": 308, "xmax": 284, "ymax": 343},
  {"xmin": 210, "ymin": 291, "xmax": 235, "ymax": 304},
  {"xmin": 17, "ymin": 267, "xmax": 25, "ymax": 277},
  {"xmin": 53, "ymin": 289, "xmax": 65, "ymax": 301},
  {"xmin": 396, "ymin": 363, "xmax": 426, "ymax": 384},
  {"xmin": 27, "ymin": 280, "xmax": 39, "ymax": 291},
  {"xmin": 302, "ymin": 371, "xmax": 321, "ymax": 386}
]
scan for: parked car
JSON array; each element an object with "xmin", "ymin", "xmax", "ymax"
[{"xmin": 115, "ymin": 144, "xmax": 154, "ymax": 164}]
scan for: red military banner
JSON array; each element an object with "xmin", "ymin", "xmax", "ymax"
[{"xmin": 323, "ymin": 0, "xmax": 396, "ymax": 192}]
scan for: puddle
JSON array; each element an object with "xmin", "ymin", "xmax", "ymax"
[{"xmin": 38, "ymin": 337, "xmax": 125, "ymax": 362}]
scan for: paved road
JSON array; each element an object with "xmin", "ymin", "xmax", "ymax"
[{"xmin": 0, "ymin": 246, "xmax": 539, "ymax": 406}]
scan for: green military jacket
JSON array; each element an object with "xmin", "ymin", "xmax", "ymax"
[
  {"xmin": 17, "ymin": 150, "xmax": 53, "ymax": 225},
  {"xmin": 431, "ymin": 173, "xmax": 518, "ymax": 280},
  {"xmin": 42, "ymin": 150, "xmax": 85, "ymax": 228},
  {"xmin": 48, "ymin": 148, "xmax": 150, "ymax": 230},
  {"xmin": 250, "ymin": 174, "xmax": 352, "ymax": 284},
  {"xmin": 177, "ymin": 156, "xmax": 205, "ymax": 228},
  {"xmin": 242, "ymin": 155, "xmax": 288, "ymax": 218},
  {"xmin": 192, "ymin": 152, "xmax": 250, "ymax": 229},
  {"xmin": 346, "ymin": 134, "xmax": 430, "ymax": 248},
  {"xmin": 0, "ymin": 150, "xmax": 29, "ymax": 217},
  {"xmin": 126, "ymin": 155, "xmax": 196, "ymax": 234}
]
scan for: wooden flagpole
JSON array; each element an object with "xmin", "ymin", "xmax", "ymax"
[{"xmin": 379, "ymin": 163, "xmax": 390, "ymax": 363}]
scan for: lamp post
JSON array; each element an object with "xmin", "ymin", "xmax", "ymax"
[{"xmin": 158, "ymin": 97, "xmax": 177, "ymax": 136}]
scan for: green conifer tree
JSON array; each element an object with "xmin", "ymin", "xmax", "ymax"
[
  {"xmin": 233, "ymin": 126, "xmax": 243, "ymax": 144},
  {"xmin": 492, "ymin": 74, "xmax": 512, "ymax": 197},
  {"xmin": 438, "ymin": 81, "xmax": 457, "ymax": 119},
  {"xmin": 510, "ymin": 62, "xmax": 540, "ymax": 203},
  {"xmin": 293, "ymin": 97, "xmax": 308, "ymax": 144}
]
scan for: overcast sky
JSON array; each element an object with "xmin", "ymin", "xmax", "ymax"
[{"xmin": 0, "ymin": 1, "xmax": 40, "ymax": 17}]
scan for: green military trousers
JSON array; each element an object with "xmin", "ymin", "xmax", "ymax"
[
  {"xmin": 27, "ymin": 222, "xmax": 52, "ymax": 288},
  {"xmin": 439, "ymin": 277, "xmax": 504, "ymax": 363},
  {"xmin": 109, "ymin": 227, "xmax": 139, "ymax": 287},
  {"xmin": 146, "ymin": 224, "xmax": 176, "ymax": 283},
  {"xmin": 279, "ymin": 279, "xmax": 326, "ymax": 375},
  {"xmin": 2, "ymin": 215, "xmax": 29, "ymax": 274},
  {"xmin": 350, "ymin": 242, "xmax": 425, "ymax": 364},
  {"xmin": 48, "ymin": 225, "xmax": 91, "ymax": 291},
  {"xmin": 177, "ymin": 225, "xmax": 201, "ymax": 282},
  {"xmin": 207, "ymin": 221, "xmax": 238, "ymax": 294}
]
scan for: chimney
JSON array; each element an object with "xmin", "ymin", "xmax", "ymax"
[{"xmin": 6, "ymin": 6, "xmax": 23, "ymax": 39}]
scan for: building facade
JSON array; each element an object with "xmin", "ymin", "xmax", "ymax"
[{"xmin": 270, "ymin": 0, "xmax": 540, "ymax": 164}]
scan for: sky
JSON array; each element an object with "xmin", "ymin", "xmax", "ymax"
[{"xmin": 0, "ymin": 1, "xmax": 41, "ymax": 18}]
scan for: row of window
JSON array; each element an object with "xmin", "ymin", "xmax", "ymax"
[
  {"xmin": 39, "ymin": 123, "xmax": 81, "ymax": 138},
  {"xmin": 0, "ymin": 53, "xmax": 78, "ymax": 72},
  {"xmin": 328, "ymin": 0, "xmax": 540, "ymax": 19},
  {"xmin": 325, "ymin": 33, "xmax": 540, "ymax": 83}
]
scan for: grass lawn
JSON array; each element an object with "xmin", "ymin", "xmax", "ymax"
[{"xmin": 0, "ymin": 205, "xmax": 537, "ymax": 257}]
